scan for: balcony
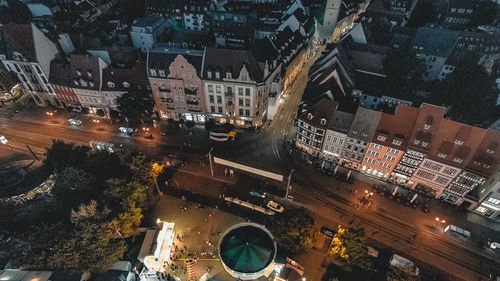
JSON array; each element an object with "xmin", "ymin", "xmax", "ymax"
[
  {"xmin": 159, "ymin": 88, "xmax": 171, "ymax": 93},
  {"xmin": 161, "ymin": 97, "xmax": 174, "ymax": 103},
  {"xmin": 187, "ymin": 100, "xmax": 198, "ymax": 105},
  {"xmin": 188, "ymin": 108, "xmax": 203, "ymax": 112},
  {"xmin": 184, "ymin": 88, "xmax": 197, "ymax": 95}
]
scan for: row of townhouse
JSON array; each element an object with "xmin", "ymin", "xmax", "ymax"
[
  {"xmin": 296, "ymin": 100, "xmax": 500, "ymax": 208},
  {"xmin": 147, "ymin": 24, "xmax": 309, "ymax": 127},
  {"xmin": 0, "ymin": 23, "xmax": 151, "ymax": 115}
]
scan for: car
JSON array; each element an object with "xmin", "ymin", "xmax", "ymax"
[
  {"xmin": 267, "ymin": 201, "xmax": 284, "ymax": 213},
  {"xmin": 320, "ymin": 226, "xmax": 335, "ymax": 238},
  {"xmin": 68, "ymin": 119, "xmax": 82, "ymax": 126},
  {"xmin": 249, "ymin": 189, "xmax": 266, "ymax": 198},
  {"xmin": 119, "ymin": 127, "xmax": 134, "ymax": 134}
]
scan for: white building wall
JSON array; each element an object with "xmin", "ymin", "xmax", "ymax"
[
  {"xmin": 32, "ymin": 24, "xmax": 59, "ymax": 77},
  {"xmin": 322, "ymin": 129, "xmax": 347, "ymax": 162},
  {"xmin": 27, "ymin": 3, "xmax": 53, "ymax": 17},
  {"xmin": 410, "ymin": 158, "xmax": 462, "ymax": 198}
]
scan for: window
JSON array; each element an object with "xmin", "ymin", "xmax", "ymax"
[
  {"xmin": 487, "ymin": 197, "xmax": 500, "ymax": 205},
  {"xmin": 438, "ymin": 153, "xmax": 447, "ymax": 158},
  {"xmin": 208, "ymin": 84, "xmax": 214, "ymax": 93},
  {"xmin": 226, "ymin": 72, "xmax": 231, "ymax": 79},
  {"xmin": 436, "ymin": 176, "xmax": 449, "ymax": 185},
  {"xmin": 423, "ymin": 161, "xmax": 443, "ymax": 171},
  {"xmin": 209, "ymin": 95, "xmax": 214, "ymax": 103},
  {"xmin": 377, "ymin": 135, "xmax": 387, "ymax": 141},
  {"xmin": 454, "ymin": 140, "xmax": 464, "ymax": 145},
  {"xmin": 442, "ymin": 167, "xmax": 457, "ymax": 176},
  {"xmin": 239, "ymin": 109, "xmax": 243, "ymax": 115},
  {"xmin": 393, "ymin": 139, "xmax": 402, "ymax": 145},
  {"xmin": 217, "ymin": 96, "xmax": 222, "ymax": 104},
  {"xmin": 218, "ymin": 107, "xmax": 222, "ymax": 113},
  {"xmin": 327, "ymin": 135, "xmax": 331, "ymax": 142},
  {"xmin": 422, "ymin": 142, "xmax": 428, "ymax": 147},
  {"xmin": 414, "ymin": 140, "xmax": 420, "ymax": 145},
  {"xmin": 387, "ymin": 147, "xmax": 400, "ymax": 154},
  {"xmin": 216, "ymin": 85, "xmax": 221, "ymax": 93},
  {"xmin": 245, "ymin": 110, "xmax": 250, "ymax": 116},
  {"xmin": 159, "ymin": 70, "xmax": 165, "ymax": 77},
  {"xmin": 416, "ymin": 170, "xmax": 435, "ymax": 180},
  {"xmin": 123, "ymin": 82, "xmax": 130, "ymax": 88},
  {"xmin": 215, "ymin": 72, "xmax": 220, "ymax": 79},
  {"xmin": 238, "ymin": 88, "xmax": 243, "ymax": 96},
  {"xmin": 453, "ymin": 157, "xmax": 463, "ymax": 163},
  {"xmin": 245, "ymin": 98, "xmax": 250, "ymax": 107},
  {"xmin": 207, "ymin": 71, "xmax": 212, "ymax": 79},
  {"xmin": 239, "ymin": 98, "xmax": 243, "ymax": 106},
  {"xmin": 424, "ymin": 124, "xmax": 430, "ymax": 130},
  {"xmin": 211, "ymin": 106, "xmax": 215, "ymax": 112},
  {"xmin": 245, "ymin": 88, "xmax": 250, "ymax": 96},
  {"xmin": 241, "ymin": 74, "xmax": 247, "ymax": 81}
]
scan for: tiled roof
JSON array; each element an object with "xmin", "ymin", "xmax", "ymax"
[
  {"xmin": 1, "ymin": 23, "xmax": 36, "ymax": 59},
  {"xmin": 348, "ymin": 107, "xmax": 382, "ymax": 141},
  {"xmin": 329, "ymin": 110, "xmax": 355, "ymax": 134},
  {"xmin": 48, "ymin": 59, "xmax": 72, "ymax": 86},
  {"xmin": 203, "ymin": 48, "xmax": 263, "ymax": 82},
  {"xmin": 372, "ymin": 105, "xmax": 419, "ymax": 147},
  {"xmin": 408, "ymin": 103, "xmax": 447, "ymax": 152},
  {"xmin": 299, "ymin": 99, "xmax": 338, "ymax": 129},
  {"xmin": 69, "ymin": 54, "xmax": 102, "ymax": 90},
  {"xmin": 411, "ymin": 26, "xmax": 458, "ymax": 58},
  {"xmin": 101, "ymin": 61, "xmax": 148, "ymax": 91},
  {"xmin": 148, "ymin": 49, "xmax": 204, "ymax": 78},
  {"xmin": 467, "ymin": 129, "xmax": 500, "ymax": 176}
]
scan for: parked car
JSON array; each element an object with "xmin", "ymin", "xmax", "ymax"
[
  {"xmin": 249, "ymin": 189, "xmax": 266, "ymax": 198},
  {"xmin": 267, "ymin": 201, "xmax": 284, "ymax": 213},
  {"xmin": 320, "ymin": 226, "xmax": 335, "ymax": 238},
  {"xmin": 68, "ymin": 119, "xmax": 82, "ymax": 126},
  {"xmin": 119, "ymin": 127, "xmax": 134, "ymax": 135}
]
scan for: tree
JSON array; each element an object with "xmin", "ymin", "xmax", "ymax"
[
  {"xmin": 383, "ymin": 50, "xmax": 425, "ymax": 100},
  {"xmin": 387, "ymin": 264, "xmax": 421, "ymax": 281},
  {"xmin": 329, "ymin": 228, "xmax": 372, "ymax": 271},
  {"xmin": 115, "ymin": 90, "xmax": 155, "ymax": 127},
  {"xmin": 430, "ymin": 55, "xmax": 499, "ymax": 126},
  {"xmin": 44, "ymin": 140, "xmax": 90, "ymax": 171},
  {"xmin": 52, "ymin": 167, "xmax": 94, "ymax": 210},
  {"xmin": 470, "ymin": 1, "xmax": 497, "ymax": 27},
  {"xmin": 84, "ymin": 151, "xmax": 123, "ymax": 182},
  {"xmin": 266, "ymin": 208, "xmax": 318, "ymax": 254}
]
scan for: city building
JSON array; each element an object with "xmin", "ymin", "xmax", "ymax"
[
  {"xmin": 206, "ymin": 10, "xmax": 254, "ymax": 49},
  {"xmin": 0, "ymin": 61, "xmax": 22, "ymax": 102},
  {"xmin": 442, "ymin": 0, "xmax": 476, "ymax": 28},
  {"xmin": 409, "ymin": 120, "xmax": 487, "ymax": 199},
  {"xmin": 340, "ymin": 106, "xmax": 382, "ymax": 170},
  {"xmin": 201, "ymin": 47, "xmax": 281, "ymax": 127},
  {"xmin": 360, "ymin": 105, "xmax": 419, "ymax": 180},
  {"xmin": 26, "ymin": 0, "xmax": 60, "ymax": 18},
  {"xmin": 411, "ymin": 26, "xmax": 458, "ymax": 81},
  {"xmin": 68, "ymin": 54, "xmax": 109, "ymax": 115},
  {"xmin": 130, "ymin": 15, "xmax": 168, "ymax": 52},
  {"xmin": 147, "ymin": 48, "xmax": 206, "ymax": 122},
  {"xmin": 329, "ymin": 0, "xmax": 371, "ymax": 43},
  {"xmin": 101, "ymin": 61, "xmax": 150, "ymax": 112},
  {"xmin": 446, "ymin": 129, "xmax": 500, "ymax": 205},
  {"xmin": 0, "ymin": 23, "xmax": 61, "ymax": 107},
  {"xmin": 296, "ymin": 99, "xmax": 337, "ymax": 158},
  {"xmin": 48, "ymin": 59, "xmax": 82, "ymax": 110},
  {"xmin": 321, "ymin": 109, "xmax": 355, "ymax": 165},
  {"xmin": 393, "ymin": 103, "xmax": 447, "ymax": 186},
  {"xmin": 317, "ymin": 0, "xmax": 342, "ymax": 42},
  {"xmin": 471, "ymin": 166, "xmax": 500, "ymax": 221}
]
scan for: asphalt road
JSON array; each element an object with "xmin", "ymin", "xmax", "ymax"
[{"xmin": 0, "ymin": 44, "xmax": 499, "ymax": 280}]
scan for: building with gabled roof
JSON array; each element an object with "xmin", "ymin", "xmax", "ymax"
[
  {"xmin": 147, "ymin": 48, "xmax": 206, "ymax": 122},
  {"xmin": 321, "ymin": 109, "xmax": 355, "ymax": 166},
  {"xmin": 49, "ymin": 59, "xmax": 81, "ymax": 110},
  {"xmin": 0, "ymin": 23, "xmax": 61, "ymax": 107},
  {"xmin": 296, "ymin": 99, "xmax": 338, "ymax": 157},
  {"xmin": 339, "ymin": 106, "xmax": 382, "ymax": 170},
  {"xmin": 360, "ymin": 105, "xmax": 419, "ymax": 180},
  {"xmin": 200, "ymin": 47, "xmax": 281, "ymax": 127}
]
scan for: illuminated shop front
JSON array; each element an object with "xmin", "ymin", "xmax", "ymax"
[{"xmin": 139, "ymin": 221, "xmax": 176, "ymax": 281}]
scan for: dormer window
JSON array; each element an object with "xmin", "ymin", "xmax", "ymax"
[
  {"xmin": 474, "ymin": 161, "xmax": 480, "ymax": 165},
  {"xmin": 307, "ymin": 113, "xmax": 313, "ymax": 120},
  {"xmin": 484, "ymin": 164, "xmax": 491, "ymax": 168},
  {"xmin": 108, "ymin": 81, "xmax": 115, "ymax": 88},
  {"xmin": 487, "ymin": 149, "xmax": 494, "ymax": 154},
  {"xmin": 73, "ymin": 80, "xmax": 78, "ymax": 86},
  {"xmin": 414, "ymin": 140, "xmax": 420, "ymax": 145},
  {"xmin": 422, "ymin": 142, "xmax": 428, "ymax": 147},
  {"xmin": 454, "ymin": 140, "xmax": 464, "ymax": 145},
  {"xmin": 159, "ymin": 70, "xmax": 165, "ymax": 77},
  {"xmin": 377, "ymin": 134, "xmax": 387, "ymax": 141},
  {"xmin": 424, "ymin": 124, "xmax": 431, "ymax": 130},
  {"xmin": 89, "ymin": 81, "xmax": 94, "ymax": 87},
  {"xmin": 80, "ymin": 80, "xmax": 87, "ymax": 87},
  {"xmin": 393, "ymin": 139, "xmax": 402, "ymax": 146},
  {"xmin": 453, "ymin": 157, "xmax": 463, "ymax": 163},
  {"xmin": 150, "ymin": 69, "xmax": 157, "ymax": 76},
  {"xmin": 438, "ymin": 153, "xmax": 447, "ymax": 158},
  {"xmin": 76, "ymin": 70, "xmax": 81, "ymax": 76},
  {"xmin": 215, "ymin": 71, "xmax": 220, "ymax": 79},
  {"xmin": 123, "ymin": 81, "xmax": 130, "ymax": 88},
  {"xmin": 227, "ymin": 72, "xmax": 232, "ymax": 79},
  {"xmin": 320, "ymin": 118, "xmax": 326, "ymax": 125},
  {"xmin": 207, "ymin": 71, "xmax": 212, "ymax": 79},
  {"xmin": 87, "ymin": 71, "xmax": 92, "ymax": 78}
]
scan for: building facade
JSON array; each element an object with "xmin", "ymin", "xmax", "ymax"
[
  {"xmin": 472, "ymin": 167, "xmax": 500, "ymax": 221},
  {"xmin": 360, "ymin": 105, "xmax": 419, "ymax": 180},
  {"xmin": 130, "ymin": 16, "xmax": 168, "ymax": 52},
  {"xmin": 147, "ymin": 49, "xmax": 206, "ymax": 122},
  {"xmin": 321, "ymin": 110, "xmax": 354, "ymax": 164},
  {"xmin": 340, "ymin": 107, "xmax": 382, "ymax": 170},
  {"xmin": 0, "ymin": 61, "xmax": 22, "ymax": 102},
  {"xmin": 201, "ymin": 48, "xmax": 280, "ymax": 127},
  {"xmin": 296, "ymin": 99, "xmax": 337, "ymax": 158},
  {"xmin": 0, "ymin": 23, "xmax": 60, "ymax": 106},
  {"xmin": 48, "ymin": 60, "xmax": 82, "ymax": 110}
]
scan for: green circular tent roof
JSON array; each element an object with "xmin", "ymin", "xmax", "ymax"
[{"xmin": 219, "ymin": 224, "xmax": 276, "ymax": 274}]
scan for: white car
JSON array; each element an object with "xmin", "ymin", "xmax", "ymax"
[
  {"xmin": 68, "ymin": 119, "xmax": 82, "ymax": 126},
  {"xmin": 267, "ymin": 201, "xmax": 284, "ymax": 213}
]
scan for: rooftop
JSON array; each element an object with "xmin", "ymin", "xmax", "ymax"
[
  {"xmin": 132, "ymin": 15, "xmax": 164, "ymax": 28},
  {"xmin": 411, "ymin": 26, "xmax": 458, "ymax": 57}
]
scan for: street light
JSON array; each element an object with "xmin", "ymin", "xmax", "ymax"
[{"xmin": 46, "ymin": 111, "xmax": 54, "ymax": 116}]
